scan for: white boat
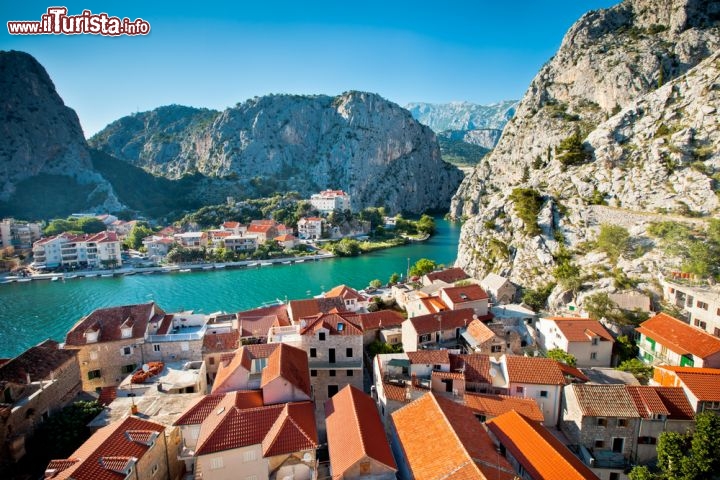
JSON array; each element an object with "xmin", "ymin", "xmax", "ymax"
[
  {"xmin": 66, "ymin": 274, "xmax": 78, "ymax": 279},
  {"xmin": 51, "ymin": 276, "xmax": 60, "ymax": 281},
  {"xmin": 1, "ymin": 279, "xmax": 15, "ymax": 284},
  {"xmin": 101, "ymin": 273, "xmax": 114, "ymax": 278},
  {"xmin": 123, "ymin": 271, "xmax": 136, "ymax": 276},
  {"xmin": 260, "ymin": 262, "xmax": 273, "ymax": 267},
  {"xmin": 17, "ymin": 278, "xmax": 32, "ymax": 282},
  {"xmin": 246, "ymin": 262, "xmax": 259, "ymax": 267},
  {"xmin": 215, "ymin": 264, "xmax": 226, "ymax": 269},
  {"xmin": 282, "ymin": 261, "xmax": 291, "ymax": 265},
  {"xmin": 179, "ymin": 268, "xmax": 191, "ymax": 273}
]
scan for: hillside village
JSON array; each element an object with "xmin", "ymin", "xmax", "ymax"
[{"xmin": 2, "ymin": 262, "xmax": 720, "ymax": 480}]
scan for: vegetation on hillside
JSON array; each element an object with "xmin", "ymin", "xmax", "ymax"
[
  {"xmin": 44, "ymin": 216, "xmax": 106, "ymax": 236},
  {"xmin": 648, "ymin": 219, "xmax": 720, "ymax": 279},
  {"xmin": 509, "ymin": 188, "xmax": 543, "ymax": 236},
  {"xmin": 0, "ymin": 174, "xmax": 99, "ymax": 220},
  {"xmin": 437, "ymin": 135, "xmax": 491, "ymax": 166}
]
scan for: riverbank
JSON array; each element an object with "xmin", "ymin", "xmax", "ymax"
[{"xmin": 1, "ymin": 253, "xmax": 335, "ymax": 284}]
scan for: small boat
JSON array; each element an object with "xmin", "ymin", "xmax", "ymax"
[
  {"xmin": 179, "ymin": 268, "xmax": 191, "ymax": 273},
  {"xmin": 246, "ymin": 262, "xmax": 259, "ymax": 267},
  {"xmin": 1, "ymin": 279, "xmax": 15, "ymax": 284},
  {"xmin": 260, "ymin": 262, "xmax": 273, "ymax": 267},
  {"xmin": 86, "ymin": 274, "xmax": 99, "ymax": 278},
  {"xmin": 142, "ymin": 271, "xmax": 154, "ymax": 275},
  {"xmin": 295, "ymin": 259, "xmax": 305, "ymax": 263},
  {"xmin": 66, "ymin": 274, "xmax": 78, "ymax": 279},
  {"xmin": 215, "ymin": 264, "xmax": 226, "ymax": 269},
  {"xmin": 123, "ymin": 271, "xmax": 136, "ymax": 276},
  {"xmin": 282, "ymin": 261, "xmax": 291, "ymax": 265},
  {"xmin": 51, "ymin": 276, "xmax": 60, "ymax": 282},
  {"xmin": 101, "ymin": 273, "xmax": 114, "ymax": 278},
  {"xmin": 17, "ymin": 278, "xmax": 32, "ymax": 282}
]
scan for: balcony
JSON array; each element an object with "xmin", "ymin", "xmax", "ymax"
[
  {"xmin": 146, "ymin": 326, "xmax": 206, "ymax": 343},
  {"xmin": 268, "ymin": 325, "xmax": 302, "ymax": 344}
]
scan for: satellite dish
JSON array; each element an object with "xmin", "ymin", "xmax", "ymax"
[
  {"xmin": 302, "ymin": 453, "xmax": 312, "ymax": 462},
  {"xmin": 142, "ymin": 364, "xmax": 150, "ymax": 372}
]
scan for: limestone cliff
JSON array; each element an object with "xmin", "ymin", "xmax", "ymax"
[
  {"xmin": 91, "ymin": 92, "xmax": 463, "ymax": 214},
  {"xmin": 0, "ymin": 50, "xmax": 122, "ymax": 216},
  {"xmin": 450, "ymin": 0, "xmax": 720, "ymax": 297}
]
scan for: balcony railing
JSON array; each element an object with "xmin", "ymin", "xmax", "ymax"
[{"xmin": 146, "ymin": 327, "xmax": 206, "ymax": 343}]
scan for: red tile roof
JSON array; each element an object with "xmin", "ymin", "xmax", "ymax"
[
  {"xmin": 352, "ymin": 310, "xmax": 404, "ymax": 331},
  {"xmin": 274, "ymin": 234, "xmax": 297, "ymax": 242},
  {"xmin": 506, "ymin": 356, "xmax": 568, "ymax": 385},
  {"xmin": 195, "ymin": 396, "xmax": 317, "ymax": 456},
  {"xmin": 465, "ymin": 319, "xmax": 496, "ymax": 344},
  {"xmin": 423, "ymin": 267, "xmax": 470, "ymax": 284},
  {"xmin": 288, "ymin": 297, "xmax": 346, "ymax": 321},
  {"xmin": 45, "ymin": 416, "xmax": 164, "ymax": 480},
  {"xmin": 391, "ymin": 392, "xmax": 516, "ymax": 480},
  {"xmin": 546, "ymin": 317, "xmax": 614, "ymax": 342},
  {"xmin": 487, "ymin": 411, "xmax": 599, "ymax": 480},
  {"xmin": 237, "ymin": 304, "xmax": 290, "ymax": 338},
  {"xmin": 261, "ymin": 402, "xmax": 318, "ymax": 457},
  {"xmin": 202, "ymin": 330, "xmax": 240, "ymax": 353},
  {"xmin": 174, "ymin": 391, "xmax": 264, "ymax": 426},
  {"xmin": 464, "ymin": 393, "xmax": 545, "ymax": 422},
  {"xmin": 636, "ymin": 313, "xmax": 720, "ymax": 358},
  {"xmin": 654, "ymin": 366, "xmax": 720, "ymax": 402},
  {"xmin": 65, "ymin": 303, "xmax": 164, "ymax": 345},
  {"xmin": 300, "ymin": 312, "xmax": 363, "ymax": 336},
  {"xmin": 261, "ymin": 343, "xmax": 312, "ymax": 398},
  {"xmin": 0, "ymin": 339, "xmax": 76, "ymax": 386},
  {"xmin": 407, "ymin": 350, "xmax": 450, "ymax": 365},
  {"xmin": 442, "ymin": 284, "xmax": 489, "ymax": 303},
  {"xmin": 418, "ymin": 296, "xmax": 449, "ymax": 313},
  {"xmin": 212, "ymin": 344, "xmax": 280, "ymax": 394},
  {"xmin": 325, "ymin": 284, "xmax": 365, "ymax": 301},
  {"xmin": 383, "ymin": 381, "xmax": 409, "ymax": 402},
  {"xmin": 653, "ymin": 387, "xmax": 695, "ymax": 420},
  {"xmin": 407, "ymin": 308, "xmax": 475, "ymax": 335},
  {"xmin": 627, "ymin": 386, "xmax": 670, "ymax": 418},
  {"xmin": 567, "ymin": 384, "xmax": 640, "ymax": 417},
  {"xmin": 222, "ymin": 221, "xmax": 240, "ymax": 228},
  {"xmin": 325, "ymin": 385, "xmax": 397, "ymax": 479}
]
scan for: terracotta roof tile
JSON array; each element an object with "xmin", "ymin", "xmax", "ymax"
[
  {"xmin": 0, "ymin": 339, "xmax": 76, "ymax": 385},
  {"xmin": 261, "ymin": 402, "xmax": 318, "ymax": 457},
  {"xmin": 627, "ymin": 386, "xmax": 670, "ymax": 418},
  {"xmin": 407, "ymin": 308, "xmax": 475, "ymax": 335},
  {"xmin": 237, "ymin": 304, "xmax": 290, "ymax": 338},
  {"xmin": 65, "ymin": 303, "xmax": 164, "ymax": 345},
  {"xmin": 46, "ymin": 416, "xmax": 164, "ymax": 480},
  {"xmin": 407, "ymin": 350, "xmax": 450, "ymax": 365},
  {"xmin": 636, "ymin": 313, "xmax": 720, "ymax": 358},
  {"xmin": 352, "ymin": 310, "xmax": 404, "ymax": 331},
  {"xmin": 654, "ymin": 366, "xmax": 720, "ymax": 402},
  {"xmin": 325, "ymin": 284, "xmax": 365, "ymax": 301},
  {"xmin": 506, "ymin": 356, "xmax": 567, "ymax": 385},
  {"xmin": 383, "ymin": 382, "xmax": 409, "ymax": 402},
  {"xmin": 44, "ymin": 459, "xmax": 79, "ymax": 478},
  {"xmin": 174, "ymin": 393, "xmax": 226, "ymax": 426},
  {"xmin": 300, "ymin": 312, "xmax": 362, "ymax": 336},
  {"xmin": 487, "ymin": 411, "xmax": 599, "ymax": 480},
  {"xmin": 261, "ymin": 343, "xmax": 312, "ymax": 398},
  {"xmin": 424, "ymin": 267, "xmax": 470, "ymax": 284},
  {"xmin": 391, "ymin": 392, "xmax": 515, "ymax": 480},
  {"xmin": 419, "ymin": 296, "xmax": 449, "ymax": 313},
  {"xmin": 442, "ymin": 284, "xmax": 489, "ymax": 303},
  {"xmin": 202, "ymin": 330, "xmax": 240, "ymax": 353},
  {"xmin": 288, "ymin": 297, "xmax": 346, "ymax": 321},
  {"xmin": 653, "ymin": 387, "xmax": 695, "ymax": 420},
  {"xmin": 212, "ymin": 344, "xmax": 280, "ymax": 394},
  {"xmin": 325, "ymin": 385, "xmax": 397, "ymax": 479},
  {"xmin": 567, "ymin": 384, "xmax": 640, "ymax": 417},
  {"xmin": 195, "ymin": 396, "xmax": 316, "ymax": 457},
  {"xmin": 464, "ymin": 393, "xmax": 545, "ymax": 422},
  {"xmin": 465, "ymin": 319, "xmax": 496, "ymax": 344},
  {"xmin": 546, "ymin": 317, "xmax": 615, "ymax": 342}
]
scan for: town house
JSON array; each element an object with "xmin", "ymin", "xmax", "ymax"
[
  {"xmin": 636, "ymin": 312, "xmax": 720, "ymax": 367},
  {"xmin": 536, "ymin": 316, "xmax": 615, "ymax": 367},
  {"xmin": 401, "ymin": 308, "xmax": 475, "ymax": 351}
]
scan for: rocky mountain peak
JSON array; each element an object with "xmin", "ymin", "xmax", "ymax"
[{"xmin": 450, "ymin": 0, "xmax": 720, "ymax": 298}]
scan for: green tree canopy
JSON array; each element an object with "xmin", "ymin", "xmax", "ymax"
[
  {"xmin": 555, "ymin": 129, "xmax": 588, "ymax": 166},
  {"xmin": 597, "ymin": 224, "xmax": 630, "ymax": 262},
  {"xmin": 546, "ymin": 348, "xmax": 577, "ymax": 367},
  {"xmin": 509, "ymin": 188, "xmax": 544, "ymax": 236},
  {"xmin": 388, "ymin": 272, "xmax": 400, "ymax": 285},
  {"xmin": 409, "ymin": 258, "xmax": 437, "ymax": 277},
  {"xmin": 125, "ymin": 223, "xmax": 154, "ymax": 250}
]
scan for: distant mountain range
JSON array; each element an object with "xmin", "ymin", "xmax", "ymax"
[
  {"xmin": 406, "ymin": 101, "xmax": 518, "ymax": 166},
  {"xmin": 0, "ymin": 50, "xmax": 463, "ymax": 220}
]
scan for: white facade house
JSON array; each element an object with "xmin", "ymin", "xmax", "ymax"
[
  {"xmin": 0, "ymin": 219, "xmax": 42, "ymax": 249},
  {"xmin": 297, "ymin": 217, "xmax": 323, "ymax": 240},
  {"xmin": 32, "ymin": 231, "xmax": 122, "ymax": 269},
  {"xmin": 662, "ymin": 279, "xmax": 720, "ymax": 337},
  {"xmin": 536, "ymin": 317, "xmax": 615, "ymax": 367},
  {"xmin": 309, "ymin": 190, "xmax": 351, "ymax": 214}
]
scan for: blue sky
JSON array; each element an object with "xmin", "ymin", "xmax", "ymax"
[{"xmin": 2, "ymin": 1, "xmax": 619, "ymax": 136}]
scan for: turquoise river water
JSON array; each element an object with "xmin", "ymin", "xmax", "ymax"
[{"xmin": 0, "ymin": 217, "xmax": 460, "ymax": 357}]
